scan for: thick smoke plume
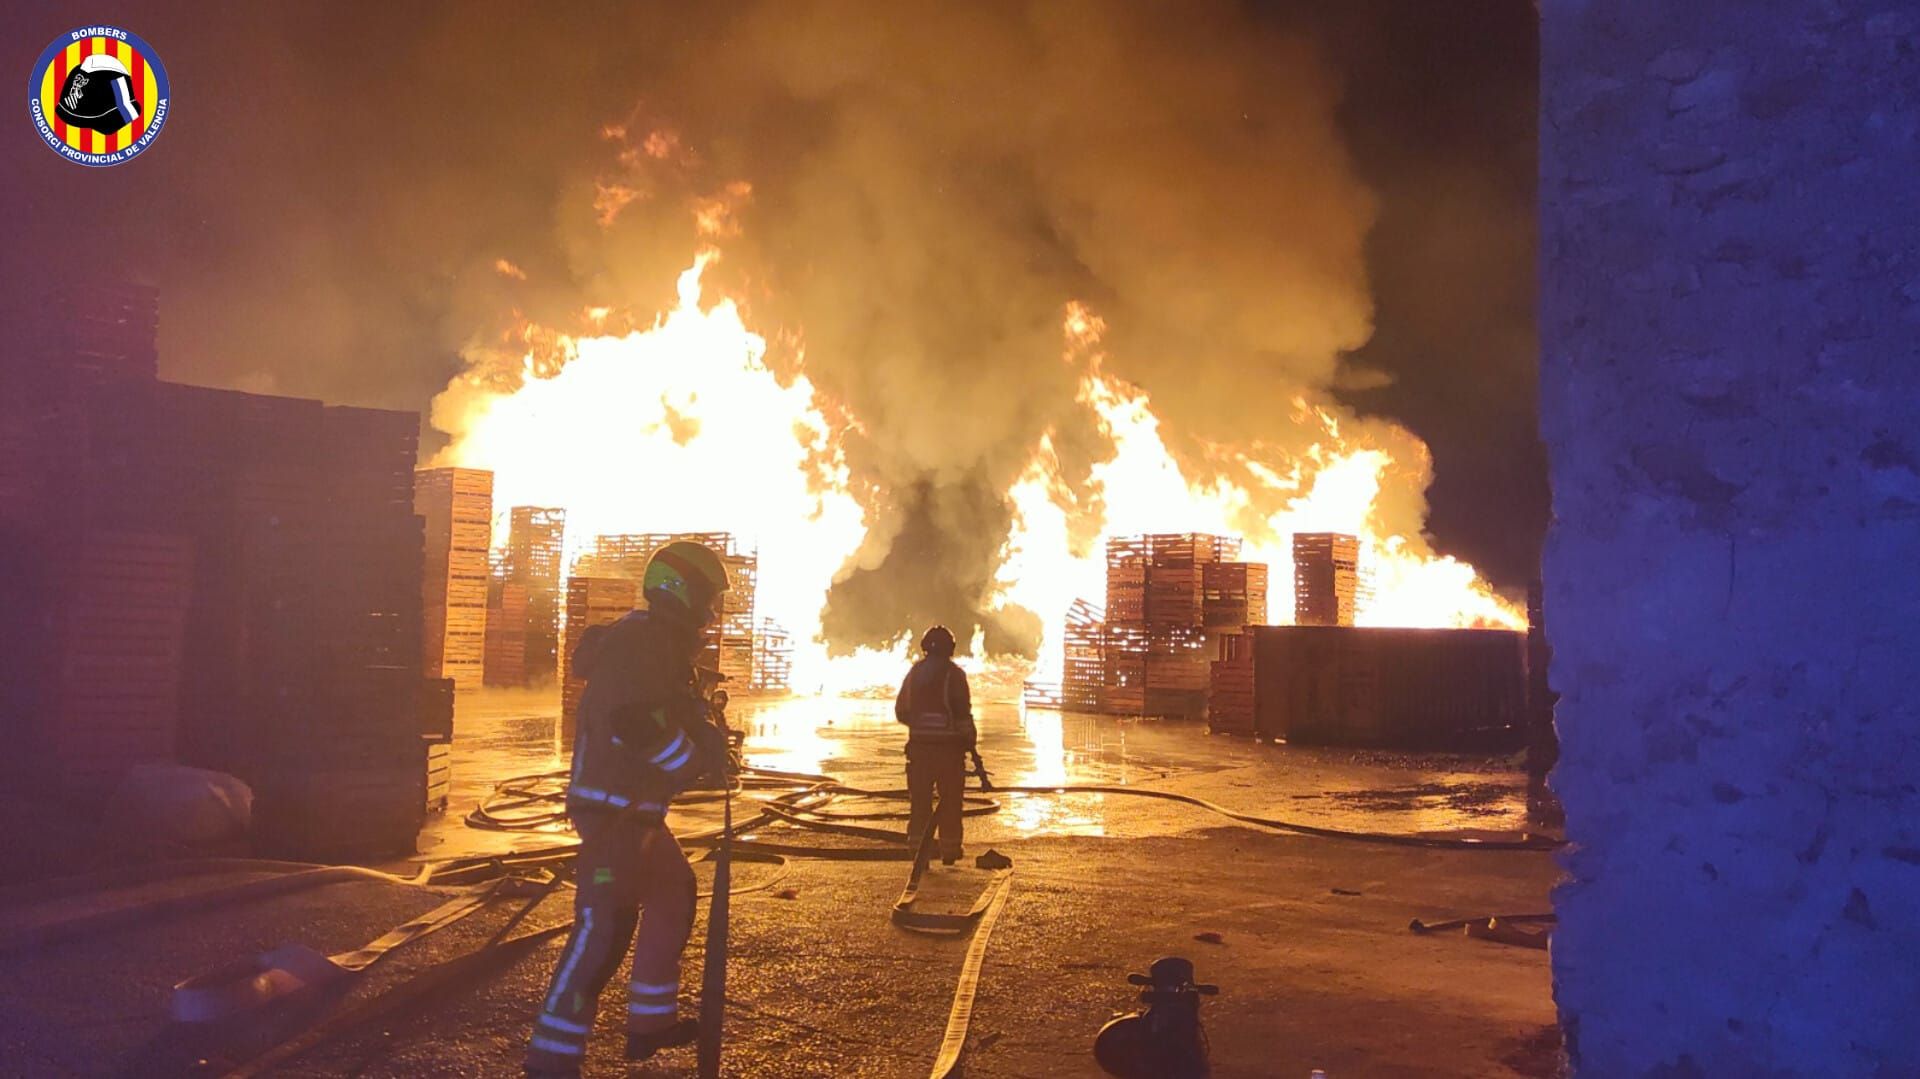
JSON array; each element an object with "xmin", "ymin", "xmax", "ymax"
[
  {"xmin": 525, "ymin": 0, "xmax": 1379, "ymax": 655},
  {"xmin": 10, "ymin": 0, "xmax": 1512, "ymax": 657}
]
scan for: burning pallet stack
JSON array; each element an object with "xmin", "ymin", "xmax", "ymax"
[
  {"xmin": 1053, "ymin": 533, "xmax": 1266, "ymax": 718},
  {"xmin": 1212, "ymin": 531, "xmax": 1372, "ymax": 737},
  {"xmin": 484, "ymin": 506, "xmax": 566, "ymax": 687},
  {"xmin": 750, "ymin": 617, "xmax": 794, "ymax": 695},
  {"xmin": 0, "ymin": 355, "xmax": 440, "ymax": 858},
  {"xmin": 416, "ymin": 468, "xmax": 493, "ymax": 693},
  {"xmin": 1293, "ymin": 531, "xmax": 1359, "ymax": 627}
]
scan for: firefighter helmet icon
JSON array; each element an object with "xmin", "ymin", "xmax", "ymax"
[
  {"xmin": 56, "ymin": 54, "xmax": 141, "ymax": 135},
  {"xmin": 28, "ymin": 26, "xmax": 171, "ymax": 166}
]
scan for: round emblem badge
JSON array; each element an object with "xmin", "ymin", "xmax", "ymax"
[{"xmin": 28, "ymin": 25, "xmax": 170, "ymax": 167}]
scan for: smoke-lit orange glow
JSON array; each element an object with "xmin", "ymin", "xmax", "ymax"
[{"xmin": 434, "ymin": 246, "xmax": 1522, "ymax": 696}]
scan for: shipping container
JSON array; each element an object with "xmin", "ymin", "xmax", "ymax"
[{"xmin": 1241, "ymin": 625, "xmax": 1526, "ymax": 750}]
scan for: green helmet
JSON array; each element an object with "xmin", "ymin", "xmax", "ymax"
[{"xmin": 643, "ymin": 540, "xmax": 730, "ymax": 619}]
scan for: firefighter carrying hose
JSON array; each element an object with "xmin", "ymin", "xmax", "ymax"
[
  {"xmin": 524, "ymin": 541, "xmax": 732, "ymax": 1077},
  {"xmin": 895, "ymin": 625, "xmax": 977, "ymax": 865}
]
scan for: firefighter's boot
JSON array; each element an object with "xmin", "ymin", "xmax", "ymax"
[{"xmin": 626, "ymin": 1017, "xmax": 699, "ymax": 1061}]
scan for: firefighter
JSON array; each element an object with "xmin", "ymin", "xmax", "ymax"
[
  {"xmin": 524, "ymin": 541, "xmax": 733, "ymax": 1077},
  {"xmin": 894, "ymin": 625, "xmax": 976, "ymax": 865}
]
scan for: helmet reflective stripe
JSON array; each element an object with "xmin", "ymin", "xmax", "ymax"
[
  {"xmin": 643, "ymin": 541, "xmax": 730, "ymax": 614},
  {"xmin": 110, "ymin": 77, "xmax": 139, "ymax": 124},
  {"xmin": 648, "ymin": 732, "xmax": 689, "ymax": 765}
]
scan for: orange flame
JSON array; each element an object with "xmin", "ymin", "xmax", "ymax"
[{"xmin": 435, "ymin": 247, "xmax": 1522, "ymax": 695}]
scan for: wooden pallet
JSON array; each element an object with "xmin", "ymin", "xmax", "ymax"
[
  {"xmin": 425, "ymin": 742, "xmax": 453, "ymax": 812},
  {"xmin": 39, "ymin": 529, "xmax": 195, "ymax": 791},
  {"xmin": 561, "ymin": 577, "xmax": 641, "ymax": 738},
  {"xmin": 1105, "ymin": 533, "xmax": 1242, "ymax": 568}
]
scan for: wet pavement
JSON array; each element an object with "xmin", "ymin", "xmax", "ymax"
[
  {"xmin": 417, "ymin": 689, "xmax": 1539, "ymax": 865},
  {"xmin": 0, "ymin": 690, "xmax": 1562, "ymax": 1078}
]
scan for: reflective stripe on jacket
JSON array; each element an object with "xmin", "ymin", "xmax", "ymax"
[
  {"xmin": 895, "ymin": 656, "xmax": 976, "ymax": 749},
  {"xmin": 566, "ymin": 609, "xmax": 718, "ymax": 819}
]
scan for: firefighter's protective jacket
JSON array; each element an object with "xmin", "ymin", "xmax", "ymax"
[
  {"xmin": 565, "ymin": 608, "xmax": 726, "ymax": 819},
  {"xmin": 894, "ymin": 656, "xmax": 976, "ymax": 752}
]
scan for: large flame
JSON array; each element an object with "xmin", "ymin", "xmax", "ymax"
[{"xmin": 433, "ymin": 249, "xmax": 1522, "ymax": 695}]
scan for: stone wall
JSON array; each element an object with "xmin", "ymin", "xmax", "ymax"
[{"xmin": 1540, "ymin": 3, "xmax": 1920, "ymax": 1073}]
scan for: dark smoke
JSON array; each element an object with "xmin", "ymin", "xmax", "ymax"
[
  {"xmin": 0, "ymin": 0, "xmax": 1540, "ymax": 653},
  {"xmin": 571, "ymin": 0, "xmax": 1378, "ymax": 655}
]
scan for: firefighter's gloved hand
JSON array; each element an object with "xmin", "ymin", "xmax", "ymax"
[
  {"xmin": 683, "ymin": 716, "xmax": 733, "ymax": 783},
  {"xmin": 609, "ymin": 702, "xmax": 703, "ymax": 782}
]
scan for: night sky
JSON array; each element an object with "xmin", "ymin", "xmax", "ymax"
[{"xmin": 2, "ymin": 2, "xmax": 1542, "ymax": 592}]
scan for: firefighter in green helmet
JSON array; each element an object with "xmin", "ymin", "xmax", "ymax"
[{"xmin": 524, "ymin": 541, "xmax": 732, "ymax": 1076}]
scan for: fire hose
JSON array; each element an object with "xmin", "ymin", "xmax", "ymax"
[{"xmin": 5, "ymin": 759, "xmax": 1558, "ymax": 1076}]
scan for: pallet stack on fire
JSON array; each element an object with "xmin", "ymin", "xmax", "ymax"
[
  {"xmin": 1049, "ymin": 533, "xmax": 1267, "ymax": 719},
  {"xmin": 484, "ymin": 506, "xmax": 566, "ymax": 687},
  {"xmin": 750, "ymin": 617, "xmax": 794, "ymax": 695},
  {"xmin": 415, "ymin": 468, "xmax": 493, "ymax": 692},
  {"xmin": 1208, "ymin": 531, "xmax": 1362, "ymax": 735},
  {"xmin": 1293, "ymin": 532, "xmax": 1359, "ymax": 627}
]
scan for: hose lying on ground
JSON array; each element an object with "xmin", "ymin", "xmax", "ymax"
[
  {"xmin": 1, "ymin": 760, "xmax": 1556, "ymax": 1075},
  {"xmin": 468, "ymin": 763, "xmax": 1564, "ymax": 852}
]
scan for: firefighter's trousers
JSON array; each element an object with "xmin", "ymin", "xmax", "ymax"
[
  {"xmin": 906, "ymin": 746, "xmax": 967, "ymax": 860},
  {"xmin": 524, "ymin": 810, "xmax": 696, "ymax": 1071}
]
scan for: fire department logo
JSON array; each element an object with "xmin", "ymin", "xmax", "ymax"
[{"xmin": 27, "ymin": 26, "xmax": 170, "ymax": 167}]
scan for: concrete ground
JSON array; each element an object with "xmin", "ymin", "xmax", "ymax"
[{"xmin": 0, "ymin": 691, "xmax": 1564, "ymax": 1078}]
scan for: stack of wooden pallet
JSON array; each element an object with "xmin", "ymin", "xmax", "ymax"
[
  {"xmin": 37, "ymin": 531, "xmax": 195, "ymax": 791},
  {"xmin": 422, "ymin": 676, "xmax": 455, "ymax": 812},
  {"xmin": 574, "ymin": 532, "xmax": 760, "ymax": 690},
  {"xmin": 1059, "ymin": 599, "xmax": 1107, "ymax": 711},
  {"xmin": 560, "ymin": 576, "xmax": 640, "ymax": 745},
  {"xmin": 253, "ymin": 402, "xmax": 431, "ymax": 860},
  {"xmin": 1202, "ymin": 562, "xmax": 1269, "ymax": 629},
  {"xmin": 1293, "ymin": 532, "xmax": 1359, "ymax": 627},
  {"xmin": 415, "ymin": 468, "xmax": 493, "ymax": 692},
  {"xmin": 509, "ymin": 507, "xmax": 566, "ymax": 684},
  {"xmin": 749, "ymin": 617, "xmax": 794, "ymax": 694},
  {"xmin": 38, "ymin": 281, "xmax": 161, "ymax": 381},
  {"xmin": 1057, "ymin": 535, "xmax": 1261, "ymax": 719},
  {"xmin": 483, "ymin": 572, "xmax": 529, "ymax": 687},
  {"xmin": 484, "ymin": 507, "xmax": 566, "ymax": 687},
  {"xmin": 4, "ymin": 375, "xmax": 435, "ymax": 856}
]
